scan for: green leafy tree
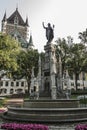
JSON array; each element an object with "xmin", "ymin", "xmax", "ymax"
[
  {"xmin": 56, "ymin": 37, "xmax": 87, "ymax": 90},
  {"xmin": 0, "ymin": 33, "xmax": 20, "ymax": 76},
  {"xmin": 12, "ymin": 49, "xmax": 39, "ymax": 93},
  {"xmin": 55, "ymin": 38, "xmax": 70, "ymax": 76},
  {"xmin": 67, "ymin": 43, "xmax": 87, "ymax": 90},
  {"xmin": 79, "ymin": 29, "xmax": 87, "ymax": 44}
]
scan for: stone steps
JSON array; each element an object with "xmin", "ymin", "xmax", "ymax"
[{"xmin": 2, "ymin": 106, "xmax": 87, "ymax": 123}]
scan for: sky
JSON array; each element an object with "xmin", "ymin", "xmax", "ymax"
[{"xmin": 0, "ymin": 0, "xmax": 87, "ymax": 52}]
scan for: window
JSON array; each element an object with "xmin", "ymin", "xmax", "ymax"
[
  {"xmin": 14, "ymin": 15, "xmax": 18, "ymax": 25},
  {"xmin": 10, "ymin": 89, "xmax": 13, "ymax": 94},
  {"xmin": 16, "ymin": 82, "xmax": 19, "ymax": 87},
  {"xmin": 4, "ymin": 89, "xmax": 7, "ymax": 93},
  {"xmin": 77, "ymin": 83, "xmax": 80, "ymax": 86},
  {"xmin": 64, "ymin": 83, "xmax": 67, "ymax": 86},
  {"xmin": 21, "ymin": 82, "xmax": 24, "ymax": 87},
  {"xmin": 44, "ymin": 71, "xmax": 50, "ymax": 76},
  {"xmin": 5, "ymin": 81, "xmax": 8, "ymax": 86},
  {"xmin": 0, "ymin": 81, "xmax": 3, "ymax": 86},
  {"xmin": 69, "ymin": 75, "xmax": 73, "ymax": 80},
  {"xmin": 71, "ymin": 83, "xmax": 74, "ymax": 86},
  {"xmin": 83, "ymin": 72, "xmax": 85, "ymax": 80},
  {"xmin": 11, "ymin": 82, "xmax": 14, "ymax": 87}
]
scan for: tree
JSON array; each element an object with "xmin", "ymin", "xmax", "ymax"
[
  {"xmin": 55, "ymin": 37, "xmax": 87, "ymax": 90},
  {"xmin": 66, "ymin": 43, "xmax": 87, "ymax": 90},
  {"xmin": 55, "ymin": 38, "xmax": 70, "ymax": 76},
  {"xmin": 79, "ymin": 29, "xmax": 87, "ymax": 44},
  {"xmin": 0, "ymin": 33, "xmax": 20, "ymax": 76},
  {"xmin": 12, "ymin": 49, "xmax": 39, "ymax": 93}
]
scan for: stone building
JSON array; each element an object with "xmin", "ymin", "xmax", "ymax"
[{"xmin": 1, "ymin": 7, "xmax": 34, "ymax": 49}]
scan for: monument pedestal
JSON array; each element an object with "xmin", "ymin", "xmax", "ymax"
[
  {"xmin": 3, "ymin": 99, "xmax": 87, "ymax": 123},
  {"xmin": 40, "ymin": 42, "xmax": 57, "ymax": 99},
  {"xmin": 23, "ymin": 99, "xmax": 79, "ymax": 108},
  {"xmin": 51, "ymin": 86, "xmax": 57, "ymax": 99}
]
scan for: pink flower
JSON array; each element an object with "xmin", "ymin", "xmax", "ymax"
[{"xmin": 0, "ymin": 123, "xmax": 49, "ymax": 130}]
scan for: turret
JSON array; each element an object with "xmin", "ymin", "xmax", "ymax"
[
  {"xmin": 28, "ymin": 33, "xmax": 34, "ymax": 49},
  {"xmin": 1, "ymin": 11, "xmax": 7, "ymax": 33},
  {"xmin": 25, "ymin": 16, "xmax": 29, "ymax": 42},
  {"xmin": 25, "ymin": 16, "xmax": 29, "ymax": 26}
]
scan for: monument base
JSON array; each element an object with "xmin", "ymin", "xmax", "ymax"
[
  {"xmin": 23, "ymin": 99, "xmax": 79, "ymax": 108},
  {"xmin": 3, "ymin": 99, "xmax": 87, "ymax": 123}
]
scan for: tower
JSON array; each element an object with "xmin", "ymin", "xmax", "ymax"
[{"xmin": 28, "ymin": 33, "xmax": 34, "ymax": 50}]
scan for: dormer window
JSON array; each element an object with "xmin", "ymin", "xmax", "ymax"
[{"xmin": 14, "ymin": 15, "xmax": 18, "ymax": 25}]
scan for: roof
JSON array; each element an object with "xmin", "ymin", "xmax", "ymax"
[
  {"xmin": 28, "ymin": 34, "xmax": 34, "ymax": 47},
  {"xmin": 10, "ymin": 29, "xmax": 28, "ymax": 48},
  {"xmin": 7, "ymin": 8, "xmax": 25, "ymax": 26},
  {"xmin": 2, "ymin": 11, "xmax": 6, "ymax": 22}
]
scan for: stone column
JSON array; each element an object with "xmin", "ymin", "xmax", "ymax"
[
  {"xmin": 50, "ymin": 44, "xmax": 57, "ymax": 99},
  {"xmin": 66, "ymin": 70, "xmax": 70, "ymax": 99},
  {"xmin": 51, "ymin": 74, "xmax": 57, "ymax": 99},
  {"xmin": 30, "ymin": 67, "xmax": 35, "ymax": 93},
  {"xmin": 37, "ymin": 56, "xmax": 42, "ymax": 92},
  {"xmin": 58, "ymin": 54, "xmax": 62, "ymax": 90}
]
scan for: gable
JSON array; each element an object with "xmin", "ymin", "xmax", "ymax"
[{"xmin": 7, "ymin": 9, "xmax": 25, "ymax": 26}]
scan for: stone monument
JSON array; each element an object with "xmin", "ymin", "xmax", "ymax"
[{"xmin": 3, "ymin": 23, "xmax": 87, "ymax": 123}]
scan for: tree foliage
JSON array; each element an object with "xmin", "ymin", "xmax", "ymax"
[
  {"xmin": 66, "ymin": 43, "xmax": 87, "ymax": 90},
  {"xmin": 79, "ymin": 28, "xmax": 87, "ymax": 44},
  {"xmin": 55, "ymin": 37, "xmax": 87, "ymax": 90},
  {"xmin": 55, "ymin": 38, "xmax": 69, "ymax": 76},
  {"xmin": 0, "ymin": 33, "xmax": 20, "ymax": 73},
  {"xmin": 12, "ymin": 49, "xmax": 39, "ymax": 93}
]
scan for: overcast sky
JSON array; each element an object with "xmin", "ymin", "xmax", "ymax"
[{"xmin": 0, "ymin": 0, "xmax": 87, "ymax": 52}]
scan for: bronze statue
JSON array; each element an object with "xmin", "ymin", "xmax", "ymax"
[{"xmin": 42, "ymin": 22, "xmax": 54, "ymax": 43}]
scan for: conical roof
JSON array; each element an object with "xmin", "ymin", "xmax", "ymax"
[
  {"xmin": 28, "ymin": 34, "xmax": 34, "ymax": 47},
  {"xmin": 25, "ymin": 16, "xmax": 29, "ymax": 26},
  {"xmin": 2, "ymin": 11, "xmax": 7, "ymax": 22}
]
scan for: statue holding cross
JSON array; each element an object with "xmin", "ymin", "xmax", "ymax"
[{"xmin": 42, "ymin": 22, "xmax": 54, "ymax": 43}]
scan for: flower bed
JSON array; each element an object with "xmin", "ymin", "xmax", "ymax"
[
  {"xmin": 75, "ymin": 124, "xmax": 87, "ymax": 130},
  {"xmin": 0, "ymin": 110, "xmax": 5, "ymax": 113},
  {"xmin": 0, "ymin": 108, "xmax": 7, "ymax": 117},
  {"xmin": 0, "ymin": 123, "xmax": 49, "ymax": 130}
]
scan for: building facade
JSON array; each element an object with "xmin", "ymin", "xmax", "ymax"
[{"xmin": 1, "ymin": 7, "xmax": 34, "ymax": 49}]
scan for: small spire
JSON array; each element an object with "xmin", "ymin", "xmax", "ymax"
[
  {"xmin": 25, "ymin": 16, "xmax": 29, "ymax": 26},
  {"xmin": 2, "ymin": 11, "xmax": 7, "ymax": 22},
  {"xmin": 16, "ymin": 3, "xmax": 18, "ymax": 11},
  {"xmin": 28, "ymin": 33, "xmax": 34, "ymax": 48}
]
